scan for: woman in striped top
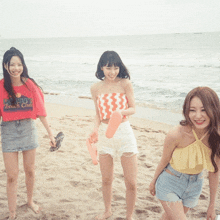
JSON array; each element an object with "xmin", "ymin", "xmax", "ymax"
[{"xmin": 90, "ymin": 51, "xmax": 138, "ymax": 220}]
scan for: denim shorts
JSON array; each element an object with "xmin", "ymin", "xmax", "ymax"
[
  {"xmin": 156, "ymin": 164, "xmax": 204, "ymax": 208},
  {"xmin": 97, "ymin": 121, "xmax": 138, "ymax": 157},
  {"xmin": 1, "ymin": 119, "xmax": 39, "ymax": 153}
]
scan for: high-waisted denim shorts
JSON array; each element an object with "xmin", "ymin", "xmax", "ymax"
[
  {"xmin": 98, "ymin": 121, "xmax": 138, "ymax": 158},
  {"xmin": 156, "ymin": 164, "xmax": 204, "ymax": 208},
  {"xmin": 1, "ymin": 119, "xmax": 39, "ymax": 153}
]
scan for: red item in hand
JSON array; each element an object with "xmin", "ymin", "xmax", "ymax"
[{"xmin": 106, "ymin": 111, "xmax": 122, "ymax": 138}]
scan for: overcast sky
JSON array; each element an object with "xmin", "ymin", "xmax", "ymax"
[{"xmin": 1, "ymin": 0, "xmax": 220, "ymax": 38}]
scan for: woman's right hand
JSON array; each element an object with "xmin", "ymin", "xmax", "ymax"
[
  {"xmin": 49, "ymin": 134, "xmax": 56, "ymax": 147},
  {"xmin": 149, "ymin": 181, "xmax": 156, "ymax": 196},
  {"xmin": 89, "ymin": 130, "xmax": 98, "ymax": 143}
]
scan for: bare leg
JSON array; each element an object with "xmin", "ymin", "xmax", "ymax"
[
  {"xmin": 3, "ymin": 152, "xmax": 19, "ymax": 219},
  {"xmin": 160, "ymin": 200, "xmax": 190, "ymax": 220},
  {"xmin": 22, "ymin": 148, "xmax": 40, "ymax": 213},
  {"xmin": 96, "ymin": 154, "xmax": 113, "ymax": 220},
  {"xmin": 121, "ymin": 154, "xmax": 138, "ymax": 220}
]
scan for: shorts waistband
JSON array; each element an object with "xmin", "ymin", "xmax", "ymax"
[
  {"xmin": 1, "ymin": 118, "xmax": 32, "ymax": 125},
  {"xmin": 166, "ymin": 164, "xmax": 203, "ymax": 179}
]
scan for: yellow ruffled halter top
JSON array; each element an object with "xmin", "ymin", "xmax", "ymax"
[{"xmin": 170, "ymin": 130, "xmax": 214, "ymax": 174}]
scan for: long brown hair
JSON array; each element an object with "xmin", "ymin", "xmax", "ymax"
[{"xmin": 180, "ymin": 87, "xmax": 220, "ymax": 173}]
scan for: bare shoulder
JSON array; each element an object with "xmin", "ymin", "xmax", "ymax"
[
  {"xmin": 120, "ymin": 78, "xmax": 131, "ymax": 87},
  {"xmin": 90, "ymin": 81, "xmax": 102, "ymax": 96},
  {"xmin": 120, "ymin": 78, "xmax": 133, "ymax": 92},
  {"xmin": 166, "ymin": 125, "xmax": 186, "ymax": 144}
]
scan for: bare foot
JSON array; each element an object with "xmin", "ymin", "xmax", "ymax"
[
  {"xmin": 95, "ymin": 211, "xmax": 112, "ymax": 220},
  {"xmin": 8, "ymin": 211, "xmax": 16, "ymax": 220},
  {"xmin": 27, "ymin": 202, "xmax": 41, "ymax": 214}
]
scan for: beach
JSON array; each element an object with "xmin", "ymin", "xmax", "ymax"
[{"xmin": 0, "ymin": 103, "xmax": 219, "ymax": 220}]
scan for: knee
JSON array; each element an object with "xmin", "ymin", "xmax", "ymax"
[
  {"xmin": 125, "ymin": 179, "xmax": 137, "ymax": 191},
  {"xmin": 7, "ymin": 171, "xmax": 19, "ymax": 183},
  {"xmin": 102, "ymin": 177, "xmax": 113, "ymax": 186},
  {"xmin": 24, "ymin": 168, "xmax": 35, "ymax": 178}
]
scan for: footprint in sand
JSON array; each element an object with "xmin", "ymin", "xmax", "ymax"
[
  {"xmin": 113, "ymin": 195, "xmax": 125, "ymax": 201},
  {"xmin": 88, "ymin": 191, "xmax": 100, "ymax": 200},
  {"xmin": 135, "ymin": 209, "xmax": 148, "ymax": 214},
  {"xmin": 199, "ymin": 194, "xmax": 207, "ymax": 200},
  {"xmin": 145, "ymin": 206, "xmax": 162, "ymax": 213},
  {"xmin": 43, "ymin": 168, "xmax": 49, "ymax": 171},
  {"xmin": 138, "ymin": 196, "xmax": 155, "ymax": 202},
  {"xmin": 144, "ymin": 162, "xmax": 153, "ymax": 168},
  {"xmin": 70, "ymin": 180, "xmax": 79, "ymax": 187},
  {"xmin": 59, "ymin": 199, "xmax": 73, "ymax": 203},
  {"xmin": 139, "ymin": 154, "xmax": 146, "ymax": 162}
]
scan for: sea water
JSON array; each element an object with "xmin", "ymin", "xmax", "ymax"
[{"xmin": 0, "ymin": 32, "xmax": 220, "ymax": 124}]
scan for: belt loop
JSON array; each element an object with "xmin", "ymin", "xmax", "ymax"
[{"xmin": 197, "ymin": 171, "xmax": 203, "ymax": 181}]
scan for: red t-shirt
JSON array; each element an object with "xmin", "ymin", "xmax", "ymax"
[{"xmin": 0, "ymin": 79, "xmax": 47, "ymax": 121}]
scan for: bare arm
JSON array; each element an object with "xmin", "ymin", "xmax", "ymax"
[
  {"xmin": 149, "ymin": 127, "xmax": 180, "ymax": 195},
  {"xmin": 206, "ymin": 156, "xmax": 220, "ymax": 220},
  {"xmin": 90, "ymin": 84, "xmax": 101, "ymax": 142},
  {"xmin": 121, "ymin": 79, "xmax": 135, "ymax": 116},
  {"xmin": 38, "ymin": 116, "xmax": 56, "ymax": 146}
]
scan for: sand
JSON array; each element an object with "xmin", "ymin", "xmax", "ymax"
[{"xmin": 0, "ymin": 103, "xmax": 219, "ymax": 220}]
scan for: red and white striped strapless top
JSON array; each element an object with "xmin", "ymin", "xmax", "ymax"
[{"xmin": 97, "ymin": 93, "xmax": 128, "ymax": 120}]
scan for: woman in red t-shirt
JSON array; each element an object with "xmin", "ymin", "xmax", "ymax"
[{"xmin": 0, "ymin": 47, "xmax": 56, "ymax": 219}]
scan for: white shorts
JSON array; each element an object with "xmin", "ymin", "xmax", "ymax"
[{"xmin": 97, "ymin": 121, "xmax": 138, "ymax": 158}]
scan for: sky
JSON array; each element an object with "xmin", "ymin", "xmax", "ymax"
[{"xmin": 1, "ymin": 0, "xmax": 220, "ymax": 38}]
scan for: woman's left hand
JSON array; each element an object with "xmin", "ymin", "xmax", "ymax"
[
  {"xmin": 49, "ymin": 134, "xmax": 56, "ymax": 147},
  {"xmin": 149, "ymin": 181, "xmax": 156, "ymax": 196},
  {"xmin": 206, "ymin": 205, "xmax": 216, "ymax": 220}
]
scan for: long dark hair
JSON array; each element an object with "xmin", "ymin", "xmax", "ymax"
[
  {"xmin": 95, "ymin": 51, "xmax": 130, "ymax": 80},
  {"xmin": 180, "ymin": 87, "xmax": 220, "ymax": 173},
  {"xmin": 2, "ymin": 47, "xmax": 41, "ymax": 105}
]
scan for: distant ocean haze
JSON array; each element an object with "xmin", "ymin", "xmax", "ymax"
[{"xmin": 1, "ymin": 32, "xmax": 220, "ymax": 113}]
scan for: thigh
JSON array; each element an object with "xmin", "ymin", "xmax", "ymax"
[
  {"xmin": 121, "ymin": 154, "xmax": 137, "ymax": 184},
  {"xmin": 160, "ymin": 200, "xmax": 188, "ymax": 220},
  {"xmin": 22, "ymin": 148, "xmax": 36, "ymax": 172},
  {"xmin": 3, "ymin": 152, "xmax": 19, "ymax": 177},
  {"xmin": 99, "ymin": 154, "xmax": 114, "ymax": 181}
]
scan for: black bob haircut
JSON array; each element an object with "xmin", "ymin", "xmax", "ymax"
[{"xmin": 95, "ymin": 51, "xmax": 130, "ymax": 80}]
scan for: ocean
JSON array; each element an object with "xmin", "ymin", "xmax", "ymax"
[{"xmin": 0, "ymin": 32, "xmax": 220, "ymax": 124}]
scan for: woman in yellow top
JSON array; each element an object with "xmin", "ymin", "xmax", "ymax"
[{"xmin": 149, "ymin": 87, "xmax": 220, "ymax": 220}]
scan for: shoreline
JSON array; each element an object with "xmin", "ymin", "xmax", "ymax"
[
  {"xmin": 44, "ymin": 94, "xmax": 183, "ymax": 126},
  {"xmin": 44, "ymin": 102, "xmax": 174, "ymax": 133}
]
